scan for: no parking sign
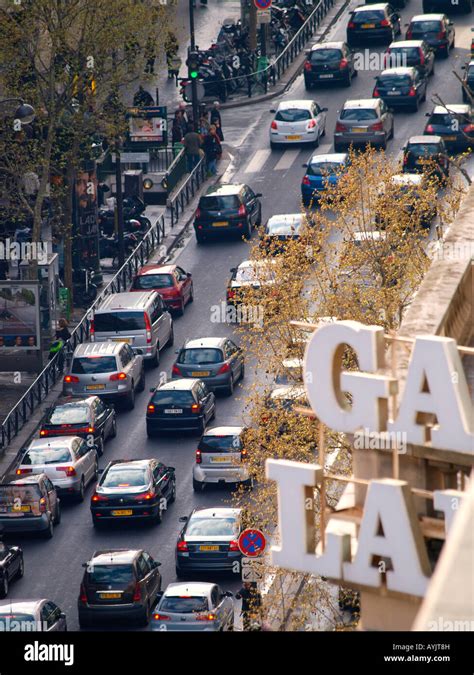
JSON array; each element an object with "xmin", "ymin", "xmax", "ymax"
[
  {"xmin": 238, "ymin": 528, "xmax": 266, "ymax": 557},
  {"xmin": 254, "ymin": 0, "xmax": 272, "ymax": 9}
]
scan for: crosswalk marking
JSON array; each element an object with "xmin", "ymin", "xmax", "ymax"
[
  {"xmin": 274, "ymin": 149, "xmax": 300, "ymax": 171},
  {"xmin": 244, "ymin": 149, "xmax": 272, "ymax": 173}
]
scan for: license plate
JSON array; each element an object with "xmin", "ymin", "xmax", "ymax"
[
  {"xmin": 318, "ymin": 74, "xmax": 333, "ymax": 79},
  {"xmin": 286, "ymin": 135, "xmax": 301, "ymax": 140},
  {"xmin": 212, "ymin": 221, "xmax": 228, "ymax": 227},
  {"xmin": 99, "ymin": 592, "xmax": 121, "ymax": 599},
  {"xmin": 387, "ymin": 91, "xmax": 401, "ymax": 95},
  {"xmin": 112, "ymin": 338, "xmax": 132, "ymax": 344},
  {"xmin": 191, "ymin": 371, "xmax": 210, "ymax": 377},
  {"xmin": 200, "ymin": 545, "xmax": 219, "ymax": 551},
  {"xmin": 362, "ymin": 23, "xmax": 375, "ymax": 28},
  {"xmin": 351, "ymin": 127, "xmax": 366, "ymax": 133},
  {"xmin": 0, "ymin": 505, "xmax": 31, "ymax": 513},
  {"xmin": 86, "ymin": 384, "xmax": 105, "ymax": 391},
  {"xmin": 164, "ymin": 408, "xmax": 183, "ymax": 414},
  {"xmin": 442, "ymin": 135, "xmax": 456, "ymax": 141},
  {"xmin": 211, "ymin": 456, "xmax": 230, "ymax": 463},
  {"xmin": 111, "ymin": 509, "xmax": 133, "ymax": 516}
]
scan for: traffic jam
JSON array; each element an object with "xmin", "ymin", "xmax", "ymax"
[{"xmin": 0, "ymin": 0, "xmax": 473, "ymax": 635}]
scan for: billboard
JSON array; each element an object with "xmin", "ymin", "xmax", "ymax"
[
  {"xmin": 127, "ymin": 106, "xmax": 167, "ymax": 145},
  {"xmin": 0, "ymin": 282, "xmax": 40, "ymax": 350},
  {"xmin": 73, "ymin": 164, "xmax": 100, "ymax": 273}
]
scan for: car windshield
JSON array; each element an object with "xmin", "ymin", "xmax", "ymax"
[
  {"xmin": 428, "ymin": 113, "xmax": 463, "ymax": 126},
  {"xmin": 187, "ymin": 517, "xmax": 237, "ymax": 537},
  {"xmin": 275, "ymin": 108, "xmax": 311, "ymax": 122},
  {"xmin": 411, "ymin": 21, "xmax": 440, "ymax": 32},
  {"xmin": 198, "ymin": 435, "xmax": 242, "ymax": 453},
  {"xmin": 152, "ymin": 390, "xmax": 195, "ymax": 406},
  {"xmin": 160, "ymin": 596, "xmax": 209, "ymax": 613},
  {"xmin": 266, "ymin": 218, "xmax": 302, "ymax": 234},
  {"xmin": 71, "ymin": 356, "xmax": 117, "ymax": 374},
  {"xmin": 310, "ymin": 48, "xmax": 342, "ymax": 62},
  {"xmin": 102, "ymin": 467, "xmax": 148, "ymax": 488},
  {"xmin": 94, "ymin": 312, "xmax": 145, "ymax": 332},
  {"xmin": 388, "ymin": 47, "xmax": 420, "ymax": 61},
  {"xmin": 0, "ymin": 485, "xmax": 41, "ymax": 505},
  {"xmin": 235, "ymin": 265, "xmax": 275, "ymax": 283},
  {"xmin": 200, "ymin": 195, "xmax": 240, "ymax": 210},
  {"xmin": 132, "ymin": 274, "xmax": 174, "ymax": 290},
  {"xmin": 407, "ymin": 143, "xmax": 440, "ymax": 156},
  {"xmin": 352, "ymin": 10, "xmax": 385, "ymax": 22},
  {"xmin": 340, "ymin": 108, "xmax": 377, "ymax": 121},
  {"xmin": 48, "ymin": 404, "xmax": 90, "ymax": 425},
  {"xmin": 307, "ymin": 161, "xmax": 343, "ymax": 176},
  {"xmin": 178, "ymin": 348, "xmax": 223, "ymax": 365},
  {"xmin": 378, "ymin": 74, "xmax": 412, "ymax": 86},
  {"xmin": 22, "ymin": 447, "xmax": 73, "ymax": 465},
  {"xmin": 87, "ymin": 565, "xmax": 134, "ymax": 584},
  {"xmin": 0, "ymin": 613, "xmax": 36, "ymax": 630}
]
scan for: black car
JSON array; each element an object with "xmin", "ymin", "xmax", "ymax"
[
  {"xmin": 405, "ymin": 14, "xmax": 455, "ymax": 57},
  {"xmin": 193, "ymin": 184, "xmax": 262, "ymax": 243},
  {"xmin": 303, "ymin": 41, "xmax": 357, "ymax": 89},
  {"xmin": 461, "ymin": 60, "xmax": 474, "ymax": 102},
  {"xmin": 39, "ymin": 396, "xmax": 116, "ymax": 456},
  {"xmin": 402, "ymin": 135, "xmax": 450, "ymax": 180},
  {"xmin": 78, "ymin": 548, "xmax": 162, "ymax": 627},
  {"xmin": 347, "ymin": 4, "xmax": 401, "ymax": 46},
  {"xmin": 373, "ymin": 66, "xmax": 428, "ymax": 111},
  {"xmin": 0, "ymin": 542, "xmax": 23, "ymax": 598},
  {"xmin": 384, "ymin": 40, "xmax": 435, "ymax": 77},
  {"xmin": 424, "ymin": 105, "xmax": 474, "ymax": 152},
  {"xmin": 375, "ymin": 174, "xmax": 437, "ymax": 228},
  {"xmin": 90, "ymin": 458, "xmax": 176, "ymax": 527},
  {"xmin": 175, "ymin": 507, "xmax": 243, "ymax": 577},
  {"xmin": 146, "ymin": 379, "xmax": 216, "ymax": 436}
]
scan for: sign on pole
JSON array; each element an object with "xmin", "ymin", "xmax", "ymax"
[
  {"xmin": 254, "ymin": 0, "xmax": 272, "ymax": 8},
  {"xmin": 257, "ymin": 9, "xmax": 271, "ymax": 24},
  {"xmin": 183, "ymin": 81, "xmax": 205, "ymax": 104},
  {"xmin": 241, "ymin": 557, "xmax": 265, "ymax": 582},
  {"xmin": 238, "ymin": 528, "xmax": 266, "ymax": 557}
]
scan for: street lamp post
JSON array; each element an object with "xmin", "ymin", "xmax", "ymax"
[
  {"xmin": 0, "ymin": 98, "xmax": 36, "ymax": 126},
  {"xmin": 188, "ymin": 0, "xmax": 199, "ymax": 127}
]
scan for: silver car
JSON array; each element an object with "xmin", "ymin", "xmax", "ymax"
[
  {"xmin": 63, "ymin": 341, "xmax": 145, "ymax": 409},
  {"xmin": 193, "ymin": 426, "xmax": 250, "ymax": 491},
  {"xmin": 0, "ymin": 599, "xmax": 67, "ymax": 631},
  {"xmin": 270, "ymin": 99, "xmax": 328, "ymax": 148},
  {"xmin": 334, "ymin": 98, "xmax": 394, "ymax": 151},
  {"xmin": 16, "ymin": 436, "xmax": 98, "ymax": 502},
  {"xmin": 151, "ymin": 582, "xmax": 234, "ymax": 632}
]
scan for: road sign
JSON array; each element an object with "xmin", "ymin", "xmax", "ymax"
[
  {"xmin": 254, "ymin": 0, "xmax": 272, "ymax": 9},
  {"xmin": 257, "ymin": 9, "xmax": 271, "ymax": 24},
  {"xmin": 241, "ymin": 557, "xmax": 265, "ymax": 582},
  {"xmin": 238, "ymin": 528, "xmax": 266, "ymax": 557},
  {"xmin": 182, "ymin": 81, "xmax": 205, "ymax": 104},
  {"xmin": 113, "ymin": 152, "xmax": 150, "ymax": 163}
]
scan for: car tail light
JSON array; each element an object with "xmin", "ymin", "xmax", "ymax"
[
  {"xmin": 16, "ymin": 468, "xmax": 32, "ymax": 475},
  {"xmin": 64, "ymin": 375, "xmax": 79, "ymax": 383},
  {"xmin": 172, "ymin": 364, "xmax": 182, "ymax": 377},
  {"xmin": 195, "ymin": 207, "xmax": 201, "ymax": 219},
  {"xmin": 403, "ymin": 154, "xmax": 409, "ymax": 165},
  {"xmin": 302, "ymin": 176, "xmax": 311, "ymax": 186},
  {"xmin": 196, "ymin": 613, "xmax": 216, "ymax": 621},
  {"xmin": 241, "ymin": 448, "xmax": 248, "ymax": 461},
  {"xmin": 177, "ymin": 540, "xmax": 188, "ymax": 552},
  {"xmin": 109, "ymin": 372, "xmax": 127, "ymax": 381},
  {"xmin": 229, "ymin": 540, "xmax": 239, "ymax": 551},
  {"xmin": 91, "ymin": 493, "xmax": 108, "ymax": 502},
  {"xmin": 406, "ymin": 29, "xmax": 412, "ymax": 39},
  {"xmin": 56, "ymin": 466, "xmax": 77, "ymax": 477},
  {"xmin": 196, "ymin": 449, "xmax": 202, "ymax": 464},
  {"xmin": 153, "ymin": 613, "xmax": 170, "ymax": 620},
  {"xmin": 371, "ymin": 121, "xmax": 383, "ymax": 131},
  {"xmin": 147, "ymin": 403, "xmax": 155, "ymax": 413},
  {"xmin": 144, "ymin": 312, "xmax": 152, "ymax": 344},
  {"xmin": 339, "ymin": 58, "xmax": 348, "ymax": 69},
  {"xmin": 463, "ymin": 124, "xmax": 474, "ymax": 132},
  {"xmin": 408, "ymin": 86, "xmax": 416, "ymax": 97},
  {"xmin": 238, "ymin": 204, "xmax": 247, "ymax": 216},
  {"xmin": 79, "ymin": 584, "xmax": 87, "ymax": 603},
  {"xmin": 419, "ymin": 49, "xmax": 425, "ymax": 65},
  {"xmin": 437, "ymin": 30, "xmax": 446, "ymax": 40},
  {"xmin": 39, "ymin": 497, "xmax": 47, "ymax": 513},
  {"xmin": 217, "ymin": 362, "xmax": 230, "ymax": 375},
  {"xmin": 335, "ymin": 121, "xmax": 346, "ymax": 132},
  {"xmin": 425, "ymin": 124, "xmax": 434, "ymax": 133},
  {"xmin": 90, "ymin": 319, "xmax": 95, "ymax": 339},
  {"xmin": 373, "ymin": 87, "xmax": 380, "ymax": 97},
  {"xmin": 133, "ymin": 491, "xmax": 153, "ymax": 501},
  {"xmin": 271, "ymin": 120, "xmax": 278, "ymax": 130},
  {"xmin": 347, "ymin": 21, "xmax": 355, "ymax": 28},
  {"xmin": 227, "ymin": 289, "xmax": 236, "ymax": 300},
  {"xmin": 380, "ymin": 18, "xmax": 390, "ymax": 26},
  {"xmin": 304, "ymin": 61, "xmax": 312, "ymax": 71},
  {"xmin": 39, "ymin": 429, "xmax": 48, "ymax": 436},
  {"xmin": 307, "ymin": 120, "xmax": 317, "ymax": 129},
  {"xmin": 191, "ymin": 403, "xmax": 201, "ymax": 413},
  {"xmin": 133, "ymin": 584, "xmax": 141, "ymax": 602}
]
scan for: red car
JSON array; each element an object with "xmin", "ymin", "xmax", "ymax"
[{"xmin": 131, "ymin": 264, "xmax": 194, "ymax": 315}]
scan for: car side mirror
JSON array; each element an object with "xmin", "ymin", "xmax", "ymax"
[
  {"xmin": 269, "ymin": 109, "xmax": 276, "ymax": 113},
  {"xmin": 322, "ymin": 107, "xmax": 328, "ymax": 112},
  {"xmin": 149, "ymin": 387, "xmax": 156, "ymax": 392},
  {"xmin": 230, "ymin": 267, "xmax": 237, "ymax": 273},
  {"xmin": 425, "ymin": 112, "xmax": 430, "ymax": 117},
  {"xmin": 404, "ymin": 22, "xmax": 409, "ymax": 26},
  {"xmin": 156, "ymin": 591, "xmax": 164, "ymax": 600},
  {"xmin": 179, "ymin": 516, "xmax": 188, "ymax": 522},
  {"xmin": 136, "ymin": 349, "xmax": 143, "ymax": 355},
  {"xmin": 255, "ymin": 193, "xmax": 262, "ymax": 198},
  {"xmin": 169, "ymin": 466, "xmax": 175, "ymax": 472},
  {"xmin": 461, "ymin": 65, "xmax": 466, "ymax": 70},
  {"xmin": 187, "ymin": 272, "xmax": 192, "ymax": 278},
  {"xmin": 302, "ymin": 163, "xmax": 308, "ymax": 168},
  {"xmin": 60, "ymin": 612, "xmax": 66, "ymax": 620},
  {"xmin": 98, "ymin": 468, "xmax": 104, "ymax": 475},
  {"xmin": 82, "ymin": 563, "xmax": 88, "ymax": 568},
  {"xmin": 224, "ymin": 591, "xmax": 234, "ymax": 598},
  {"xmin": 153, "ymin": 561, "xmax": 162, "ymax": 568}
]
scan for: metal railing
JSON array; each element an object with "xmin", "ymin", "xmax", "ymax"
[
  {"xmin": 167, "ymin": 157, "xmax": 207, "ymax": 228},
  {"xmin": 0, "ymin": 212, "xmax": 167, "ymax": 452}
]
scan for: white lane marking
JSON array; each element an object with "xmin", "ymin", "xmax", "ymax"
[
  {"xmin": 244, "ymin": 149, "xmax": 272, "ymax": 173},
  {"xmin": 274, "ymin": 149, "xmax": 300, "ymax": 170}
]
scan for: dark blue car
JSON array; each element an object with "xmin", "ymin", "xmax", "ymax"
[{"xmin": 301, "ymin": 153, "xmax": 349, "ymax": 207}]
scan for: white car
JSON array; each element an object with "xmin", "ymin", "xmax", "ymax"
[{"xmin": 269, "ymin": 99, "xmax": 328, "ymax": 148}]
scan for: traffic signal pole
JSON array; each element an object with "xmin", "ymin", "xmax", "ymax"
[{"xmin": 188, "ymin": 0, "xmax": 199, "ymax": 128}]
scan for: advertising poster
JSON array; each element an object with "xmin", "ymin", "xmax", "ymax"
[
  {"xmin": 73, "ymin": 164, "xmax": 100, "ymax": 272},
  {"xmin": 0, "ymin": 282, "xmax": 40, "ymax": 349}
]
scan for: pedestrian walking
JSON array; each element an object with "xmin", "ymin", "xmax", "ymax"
[
  {"xmin": 164, "ymin": 31, "xmax": 179, "ymax": 78},
  {"xmin": 198, "ymin": 111, "xmax": 211, "ymax": 138},
  {"xmin": 182, "ymin": 124, "xmax": 202, "ymax": 173},
  {"xmin": 210, "ymin": 101, "xmax": 224, "ymax": 142},
  {"xmin": 235, "ymin": 582, "xmax": 262, "ymax": 631},
  {"xmin": 203, "ymin": 124, "xmax": 222, "ymax": 176},
  {"xmin": 144, "ymin": 36, "xmax": 156, "ymax": 75},
  {"xmin": 179, "ymin": 101, "xmax": 192, "ymax": 128}
]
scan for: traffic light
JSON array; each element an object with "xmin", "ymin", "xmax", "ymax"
[{"xmin": 186, "ymin": 51, "xmax": 200, "ymax": 80}]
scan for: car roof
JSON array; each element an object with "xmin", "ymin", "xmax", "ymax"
[
  {"xmin": 203, "ymin": 183, "xmax": 245, "ymax": 197},
  {"xmin": 388, "ymin": 40, "xmax": 424, "ymax": 48},
  {"xmin": 137, "ymin": 264, "xmax": 177, "ymax": 276},
  {"xmin": 1, "ymin": 474, "xmax": 47, "ymax": 487},
  {"xmin": 310, "ymin": 41, "xmax": 345, "ymax": 50},
  {"xmin": 52, "ymin": 396, "xmax": 96, "ymax": 408},
  {"xmin": 410, "ymin": 13, "xmax": 445, "ymax": 21},
  {"xmin": 267, "ymin": 213, "xmax": 303, "ymax": 224},
  {"xmin": 183, "ymin": 337, "xmax": 226, "ymax": 349},
  {"xmin": 432, "ymin": 104, "xmax": 470, "ymax": 115},
  {"xmin": 270, "ymin": 385, "xmax": 306, "ymax": 399},
  {"xmin": 106, "ymin": 459, "xmax": 152, "ymax": 470},
  {"xmin": 309, "ymin": 153, "xmax": 348, "ymax": 163},
  {"xmin": 343, "ymin": 99, "xmax": 379, "ymax": 109},
  {"xmin": 0, "ymin": 600, "xmax": 44, "ymax": 613},
  {"xmin": 353, "ymin": 3, "xmax": 389, "ymax": 11},
  {"xmin": 277, "ymin": 100, "xmax": 315, "ymax": 110},
  {"xmin": 95, "ymin": 291, "xmax": 156, "ymax": 312},
  {"xmin": 27, "ymin": 436, "xmax": 81, "ymax": 450},
  {"xmin": 157, "ymin": 379, "xmax": 198, "ymax": 391},
  {"xmin": 90, "ymin": 549, "xmax": 141, "ymax": 564},
  {"xmin": 203, "ymin": 426, "xmax": 244, "ymax": 436},
  {"xmin": 164, "ymin": 582, "xmax": 214, "ymax": 597},
  {"xmin": 407, "ymin": 135, "xmax": 443, "ymax": 144},
  {"xmin": 73, "ymin": 341, "xmax": 122, "ymax": 358},
  {"xmin": 237, "ymin": 259, "xmax": 276, "ymax": 269},
  {"xmin": 391, "ymin": 174, "xmax": 423, "ymax": 185},
  {"xmin": 351, "ymin": 230, "xmax": 386, "ymax": 242},
  {"xmin": 190, "ymin": 507, "xmax": 241, "ymax": 519},
  {"xmin": 380, "ymin": 66, "xmax": 416, "ymax": 76}
]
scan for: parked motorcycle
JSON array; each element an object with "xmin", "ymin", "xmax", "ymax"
[{"xmin": 72, "ymin": 268, "xmax": 99, "ymax": 307}]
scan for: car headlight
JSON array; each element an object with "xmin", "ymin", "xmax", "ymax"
[{"xmin": 143, "ymin": 178, "xmax": 154, "ymax": 190}]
